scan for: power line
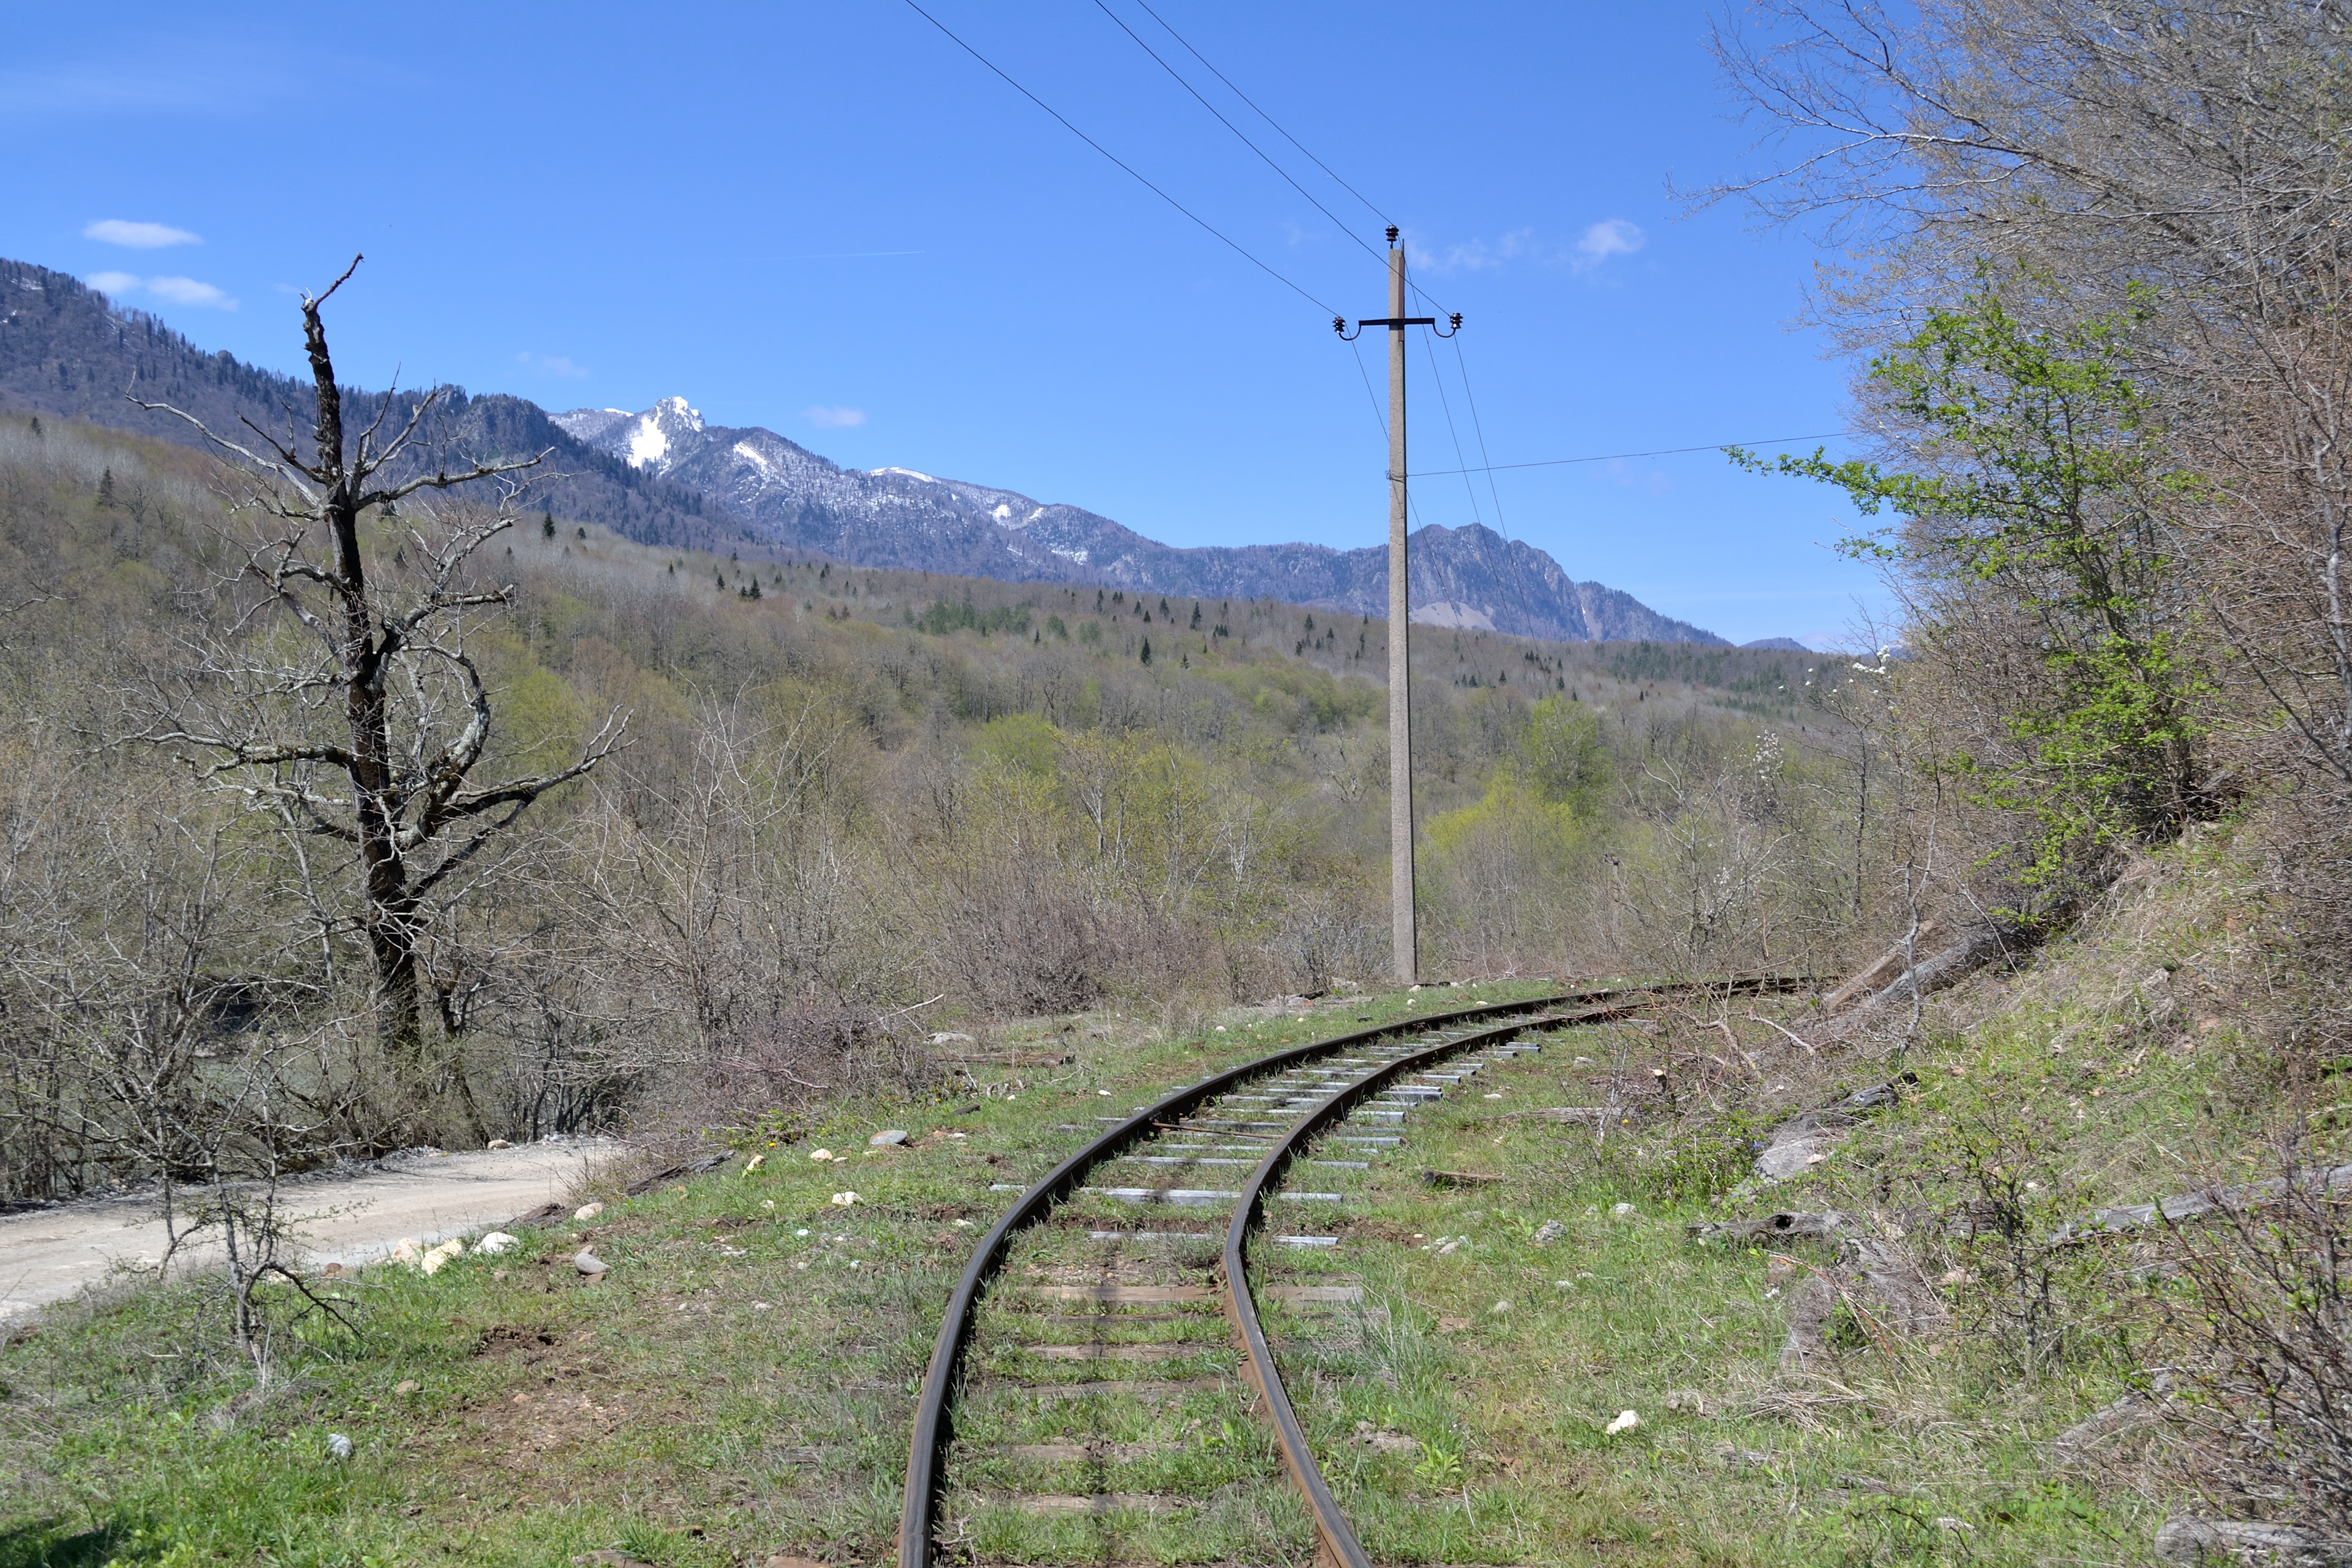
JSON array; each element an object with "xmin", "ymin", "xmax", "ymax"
[
  {"xmin": 900, "ymin": 0, "xmax": 1338, "ymax": 315},
  {"xmin": 1406, "ymin": 432, "xmax": 1852, "ymax": 478},
  {"xmin": 1102, "ymin": 0, "xmax": 1456, "ymax": 319},
  {"xmin": 1126, "ymin": 0, "xmax": 1393, "ymax": 229},
  {"xmin": 1350, "ymin": 337, "xmax": 1430, "ymax": 531},
  {"xmin": 1090, "ymin": 1, "xmax": 1388, "ymax": 273},
  {"xmin": 1451, "ymin": 334, "xmax": 1508, "ymax": 538},
  {"xmin": 1419, "ymin": 327, "xmax": 1483, "ymax": 528}
]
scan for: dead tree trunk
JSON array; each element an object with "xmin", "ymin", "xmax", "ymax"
[{"xmin": 131, "ymin": 256, "xmax": 624, "ymax": 1093}]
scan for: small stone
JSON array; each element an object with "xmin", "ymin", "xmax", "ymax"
[
  {"xmin": 927, "ymin": 1031, "xmax": 975, "ymax": 1044},
  {"xmin": 389, "ymin": 1237, "xmax": 422, "ymax": 1266},
  {"xmin": 1610, "ymin": 1202, "xmax": 1637, "ymax": 1220},
  {"xmin": 808, "ymin": 1148, "xmax": 836, "ymax": 1162},
  {"xmin": 829, "ymin": 1191, "xmax": 859, "ymax": 1207},
  {"xmin": 1490, "ymin": 1299, "xmax": 1511, "ymax": 1315},
  {"xmin": 1533, "ymin": 1220, "xmax": 1566, "ymax": 1244},
  {"xmin": 419, "ymin": 1239, "xmax": 463, "ymax": 1275},
  {"xmin": 487, "ymin": 1138, "xmax": 513, "ymax": 1149},
  {"xmin": 474, "ymin": 1231, "xmax": 520, "ymax": 1256},
  {"xmin": 574, "ymin": 1203, "xmax": 603, "ymax": 1221},
  {"xmin": 870, "ymin": 1130, "xmax": 909, "ymax": 1147},
  {"xmin": 322, "ymin": 1261, "xmax": 344, "ymax": 1277},
  {"xmin": 1664, "ymin": 1389, "xmax": 1707, "ymax": 1415},
  {"xmin": 1605, "ymin": 1410, "xmax": 1639, "ymax": 1434},
  {"xmin": 574, "ymin": 1250, "xmax": 607, "ymax": 1277},
  {"xmin": 1940, "ymin": 1267, "xmax": 1972, "ymax": 1286},
  {"xmin": 1934, "ymin": 1518, "xmax": 1971, "ymax": 1532},
  {"xmin": 394, "ymin": 1380, "xmax": 420, "ymax": 1395},
  {"xmin": 327, "ymin": 1432, "xmax": 354, "ymax": 1459},
  {"xmin": 743, "ymin": 1153, "xmax": 766, "ymax": 1174}
]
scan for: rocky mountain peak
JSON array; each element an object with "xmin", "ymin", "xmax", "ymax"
[{"xmin": 553, "ymin": 396, "xmax": 705, "ymax": 476}]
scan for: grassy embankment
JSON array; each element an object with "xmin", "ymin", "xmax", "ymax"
[{"xmin": 8, "ymin": 829, "xmax": 2298, "ymax": 1567}]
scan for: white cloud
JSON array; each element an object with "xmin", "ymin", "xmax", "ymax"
[
  {"xmin": 86, "ymin": 272, "xmax": 236, "ymax": 309},
  {"xmin": 143, "ymin": 276, "xmax": 234, "ymax": 308},
  {"xmin": 84, "ymin": 218, "xmax": 200, "ymax": 248},
  {"xmin": 1407, "ymin": 228, "xmax": 1537, "ymax": 274},
  {"xmin": 802, "ymin": 406, "xmax": 867, "ymax": 429},
  {"xmin": 516, "ymin": 351, "xmax": 591, "ymax": 379},
  {"xmin": 1573, "ymin": 217, "xmax": 1646, "ymax": 272}
]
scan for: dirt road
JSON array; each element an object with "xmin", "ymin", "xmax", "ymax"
[{"xmin": 0, "ymin": 1140, "xmax": 618, "ymax": 1322}]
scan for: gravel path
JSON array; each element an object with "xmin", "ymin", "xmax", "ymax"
[{"xmin": 0, "ymin": 1140, "xmax": 618, "ymax": 1322}]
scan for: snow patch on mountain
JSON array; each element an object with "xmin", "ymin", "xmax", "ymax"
[{"xmin": 1411, "ymin": 601, "xmax": 1498, "ymax": 631}]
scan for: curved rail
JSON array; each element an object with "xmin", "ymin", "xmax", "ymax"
[
  {"xmin": 897, "ymin": 975, "xmax": 1815, "ymax": 1565},
  {"xmin": 1221, "ymin": 994, "xmax": 1669, "ymax": 1567}
]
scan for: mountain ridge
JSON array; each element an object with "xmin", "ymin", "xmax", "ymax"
[
  {"xmin": 0, "ymin": 256, "xmax": 1732, "ymax": 644},
  {"xmin": 552, "ymin": 396, "xmax": 1729, "ymax": 644}
]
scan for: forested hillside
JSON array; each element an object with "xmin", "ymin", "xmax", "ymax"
[{"xmin": 0, "ymin": 409, "xmax": 1868, "ymax": 1196}]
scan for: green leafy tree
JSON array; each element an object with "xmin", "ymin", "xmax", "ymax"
[{"xmin": 1735, "ymin": 286, "xmax": 2212, "ymax": 895}]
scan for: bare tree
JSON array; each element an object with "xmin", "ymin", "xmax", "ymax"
[{"xmin": 127, "ymin": 257, "xmax": 623, "ymax": 1092}]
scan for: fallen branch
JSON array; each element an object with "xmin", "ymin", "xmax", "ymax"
[
  {"xmin": 2050, "ymin": 1161, "xmax": 2352, "ymax": 1244},
  {"xmin": 1746, "ymin": 1011, "xmax": 1819, "ymax": 1055}
]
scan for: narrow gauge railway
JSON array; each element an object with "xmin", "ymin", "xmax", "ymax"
[{"xmin": 899, "ymin": 977, "xmax": 1811, "ymax": 1567}]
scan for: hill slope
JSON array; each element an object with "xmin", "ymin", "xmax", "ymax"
[{"xmin": 0, "ymin": 261, "xmax": 731, "ymax": 551}]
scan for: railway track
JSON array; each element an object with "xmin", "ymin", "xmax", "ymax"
[{"xmin": 899, "ymin": 976, "xmax": 1812, "ymax": 1566}]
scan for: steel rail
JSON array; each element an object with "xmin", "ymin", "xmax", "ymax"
[
  {"xmin": 896, "ymin": 974, "xmax": 1817, "ymax": 1565},
  {"xmin": 1221, "ymin": 998, "xmax": 1654, "ymax": 1568}
]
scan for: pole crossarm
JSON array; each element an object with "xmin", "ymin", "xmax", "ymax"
[{"xmin": 1333, "ymin": 312, "xmax": 1458, "ymax": 340}]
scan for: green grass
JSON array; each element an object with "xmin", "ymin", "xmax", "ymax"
[
  {"xmin": 0, "ymin": 983, "xmax": 1551, "ymax": 1568},
  {"xmin": 10, "ymin": 918, "xmax": 2296, "ymax": 1566}
]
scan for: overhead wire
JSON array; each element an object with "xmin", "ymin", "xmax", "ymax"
[
  {"xmin": 1097, "ymin": 0, "xmax": 1458, "ymax": 319},
  {"xmin": 1351, "ymin": 340, "xmax": 1429, "ymax": 531},
  {"xmin": 1088, "ymin": 1, "xmax": 1390, "ymax": 274},
  {"xmin": 1452, "ymin": 335, "xmax": 1509, "ymax": 538},
  {"xmin": 1126, "ymin": 0, "xmax": 1393, "ymax": 230},
  {"xmin": 899, "ymin": 0, "xmax": 1339, "ymax": 316},
  {"xmin": 1406, "ymin": 432, "xmax": 1853, "ymax": 478},
  {"xmin": 1418, "ymin": 328, "xmax": 1484, "ymax": 528}
]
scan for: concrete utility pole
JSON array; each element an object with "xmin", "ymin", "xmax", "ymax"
[
  {"xmin": 1382, "ymin": 243, "xmax": 1415, "ymax": 987},
  {"xmin": 1338, "ymin": 230, "xmax": 1459, "ymax": 988}
]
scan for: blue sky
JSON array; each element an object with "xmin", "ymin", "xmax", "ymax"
[{"xmin": 1, "ymin": 1, "xmax": 1885, "ymax": 646}]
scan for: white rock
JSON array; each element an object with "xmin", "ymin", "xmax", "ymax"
[
  {"xmin": 419, "ymin": 1239, "xmax": 463, "ymax": 1275},
  {"xmin": 327, "ymin": 1432, "xmax": 354, "ymax": 1459},
  {"xmin": 389, "ymin": 1237, "xmax": 423, "ymax": 1266},
  {"xmin": 574, "ymin": 1250, "xmax": 607, "ymax": 1276},
  {"xmin": 1610, "ymin": 1202, "xmax": 1637, "ymax": 1219},
  {"xmin": 574, "ymin": 1202, "xmax": 603, "ymax": 1221},
  {"xmin": 474, "ymin": 1232, "xmax": 520, "ymax": 1256},
  {"xmin": 486, "ymin": 1138, "xmax": 513, "ymax": 1149},
  {"xmin": 809, "ymin": 1148, "xmax": 836, "ymax": 1162},
  {"xmin": 829, "ymin": 1191, "xmax": 860, "ymax": 1207},
  {"xmin": 1605, "ymin": 1410, "xmax": 1640, "ymax": 1434},
  {"xmin": 869, "ymin": 1130, "xmax": 908, "ymax": 1147}
]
